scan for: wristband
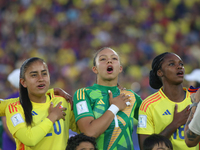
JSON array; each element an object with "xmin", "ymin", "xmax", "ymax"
[
  {"xmin": 108, "ymin": 104, "xmax": 119, "ymax": 115},
  {"xmin": 189, "ymin": 102, "xmax": 198, "ymax": 111}
]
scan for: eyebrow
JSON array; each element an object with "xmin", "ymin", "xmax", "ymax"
[
  {"xmin": 167, "ymin": 59, "xmax": 183, "ymax": 63},
  {"xmin": 29, "ymin": 70, "xmax": 47, "ymax": 74}
]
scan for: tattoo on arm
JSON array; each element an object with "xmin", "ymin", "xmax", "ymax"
[{"xmin": 186, "ymin": 130, "xmax": 199, "ymax": 141}]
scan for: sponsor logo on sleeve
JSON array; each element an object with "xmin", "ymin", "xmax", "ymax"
[
  {"xmin": 11, "ymin": 113, "xmax": 24, "ymax": 127},
  {"xmin": 138, "ymin": 115, "xmax": 147, "ymax": 128},
  {"xmin": 76, "ymin": 101, "xmax": 89, "ymax": 115}
]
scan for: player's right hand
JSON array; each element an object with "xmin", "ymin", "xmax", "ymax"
[
  {"xmin": 48, "ymin": 102, "xmax": 67, "ymax": 123},
  {"xmin": 108, "ymin": 90, "xmax": 130, "ymax": 111}
]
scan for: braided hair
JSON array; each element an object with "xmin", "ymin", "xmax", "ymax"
[{"xmin": 149, "ymin": 52, "xmax": 171, "ymax": 89}]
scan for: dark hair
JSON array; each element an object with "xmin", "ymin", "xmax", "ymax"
[
  {"xmin": 143, "ymin": 134, "xmax": 173, "ymax": 150},
  {"xmin": 93, "ymin": 47, "xmax": 118, "ymax": 66},
  {"xmin": 149, "ymin": 52, "xmax": 171, "ymax": 89},
  {"xmin": 20, "ymin": 57, "xmax": 46, "ymax": 126},
  {"xmin": 195, "ymin": 81, "xmax": 200, "ymax": 88},
  {"xmin": 66, "ymin": 133, "xmax": 98, "ymax": 150}
]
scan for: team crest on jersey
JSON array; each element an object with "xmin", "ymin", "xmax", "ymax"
[
  {"xmin": 138, "ymin": 115, "xmax": 147, "ymax": 128},
  {"xmin": 76, "ymin": 101, "xmax": 89, "ymax": 115},
  {"xmin": 11, "ymin": 113, "xmax": 24, "ymax": 127}
]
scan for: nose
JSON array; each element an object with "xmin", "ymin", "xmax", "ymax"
[
  {"xmin": 177, "ymin": 64, "xmax": 183, "ymax": 69},
  {"xmin": 38, "ymin": 74, "xmax": 44, "ymax": 81},
  {"xmin": 107, "ymin": 58, "xmax": 112, "ymax": 64}
]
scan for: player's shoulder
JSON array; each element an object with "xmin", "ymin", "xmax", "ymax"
[
  {"xmin": 51, "ymin": 96, "xmax": 71, "ymax": 109},
  {"xmin": 6, "ymin": 98, "xmax": 22, "ymax": 114},
  {"xmin": 124, "ymin": 89, "xmax": 141, "ymax": 97},
  {"xmin": 143, "ymin": 91, "xmax": 161, "ymax": 103},
  {"xmin": 140, "ymin": 91, "xmax": 162, "ymax": 111},
  {"xmin": 6, "ymin": 97, "xmax": 20, "ymax": 106},
  {"xmin": 51, "ymin": 96, "xmax": 67, "ymax": 104},
  {"xmin": 74, "ymin": 86, "xmax": 93, "ymax": 96}
]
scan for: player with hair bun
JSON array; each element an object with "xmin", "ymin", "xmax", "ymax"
[{"xmin": 137, "ymin": 52, "xmax": 198, "ymax": 150}]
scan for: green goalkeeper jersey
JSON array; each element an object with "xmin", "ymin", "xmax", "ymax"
[{"xmin": 73, "ymin": 83, "xmax": 142, "ymax": 150}]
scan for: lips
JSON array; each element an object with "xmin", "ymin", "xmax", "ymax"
[
  {"xmin": 37, "ymin": 84, "xmax": 45, "ymax": 89},
  {"xmin": 177, "ymin": 71, "xmax": 184, "ymax": 76},
  {"xmin": 107, "ymin": 65, "xmax": 113, "ymax": 74}
]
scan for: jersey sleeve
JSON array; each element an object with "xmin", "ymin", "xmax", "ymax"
[
  {"xmin": 69, "ymin": 110, "xmax": 80, "ymax": 133},
  {"xmin": 73, "ymin": 88, "xmax": 94, "ymax": 122},
  {"xmin": 15, "ymin": 118, "xmax": 53, "ymax": 146},
  {"xmin": 6, "ymin": 101, "xmax": 53, "ymax": 146},
  {"xmin": 0, "ymin": 99, "xmax": 10, "ymax": 116},
  {"xmin": 137, "ymin": 100, "xmax": 155, "ymax": 135},
  {"xmin": 0, "ymin": 98, "xmax": 19, "ymax": 116}
]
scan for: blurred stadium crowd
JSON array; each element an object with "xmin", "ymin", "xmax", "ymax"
[{"xmin": 1, "ymin": 0, "xmax": 200, "ymax": 99}]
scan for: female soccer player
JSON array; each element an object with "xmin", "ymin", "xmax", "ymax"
[
  {"xmin": 73, "ymin": 47, "xmax": 142, "ymax": 150},
  {"xmin": 5, "ymin": 57, "xmax": 79, "ymax": 150},
  {"xmin": 137, "ymin": 52, "xmax": 198, "ymax": 150}
]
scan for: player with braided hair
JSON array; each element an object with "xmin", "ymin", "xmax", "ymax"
[{"xmin": 137, "ymin": 52, "xmax": 198, "ymax": 150}]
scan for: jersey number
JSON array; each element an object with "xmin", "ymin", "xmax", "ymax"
[
  {"xmin": 173, "ymin": 125, "xmax": 185, "ymax": 139},
  {"xmin": 46, "ymin": 120, "xmax": 61, "ymax": 137}
]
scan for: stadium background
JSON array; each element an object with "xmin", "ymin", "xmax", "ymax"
[{"xmin": 1, "ymin": 0, "xmax": 200, "ymax": 149}]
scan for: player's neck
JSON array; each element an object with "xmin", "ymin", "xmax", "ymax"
[
  {"xmin": 28, "ymin": 94, "xmax": 47, "ymax": 103},
  {"xmin": 97, "ymin": 78, "xmax": 118, "ymax": 87},
  {"xmin": 162, "ymin": 84, "xmax": 185, "ymax": 102}
]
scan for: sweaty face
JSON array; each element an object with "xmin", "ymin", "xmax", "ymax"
[
  {"xmin": 76, "ymin": 142, "xmax": 95, "ymax": 150},
  {"xmin": 158, "ymin": 53, "xmax": 185, "ymax": 85},
  {"xmin": 93, "ymin": 48, "xmax": 122, "ymax": 83},
  {"xmin": 21, "ymin": 60, "xmax": 50, "ymax": 98}
]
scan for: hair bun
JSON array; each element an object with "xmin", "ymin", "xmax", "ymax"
[{"xmin": 149, "ymin": 70, "xmax": 162, "ymax": 89}]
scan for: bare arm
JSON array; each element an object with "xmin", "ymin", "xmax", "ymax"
[
  {"xmin": 77, "ymin": 91, "xmax": 130, "ymax": 138},
  {"xmin": 184, "ymin": 89, "xmax": 200, "ymax": 147},
  {"xmin": 77, "ymin": 111, "xmax": 115, "ymax": 138},
  {"xmin": 184, "ymin": 106, "xmax": 200, "ymax": 147},
  {"xmin": 138, "ymin": 134, "xmax": 149, "ymax": 150}
]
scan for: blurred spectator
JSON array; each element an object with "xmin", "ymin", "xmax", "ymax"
[
  {"xmin": 0, "ymin": 0, "xmax": 200, "ymax": 100},
  {"xmin": 185, "ymin": 69, "xmax": 200, "ymax": 88},
  {"xmin": 2, "ymin": 69, "xmax": 20, "ymax": 150},
  {"xmin": 1, "ymin": 1, "xmax": 200, "ymax": 149}
]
